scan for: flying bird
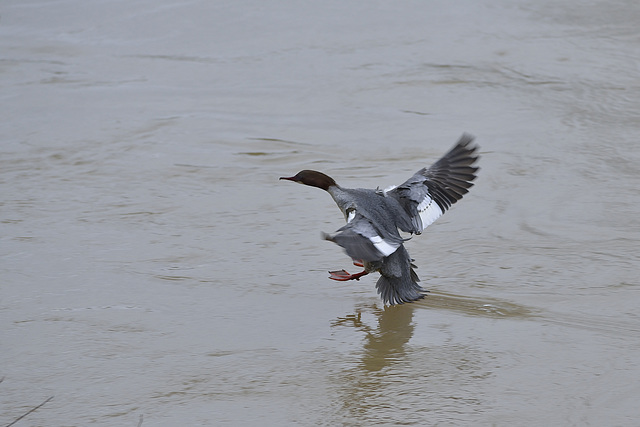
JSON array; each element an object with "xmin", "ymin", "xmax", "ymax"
[{"xmin": 280, "ymin": 134, "xmax": 479, "ymax": 305}]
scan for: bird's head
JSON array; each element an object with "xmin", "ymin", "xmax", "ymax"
[{"xmin": 280, "ymin": 170, "xmax": 337, "ymax": 191}]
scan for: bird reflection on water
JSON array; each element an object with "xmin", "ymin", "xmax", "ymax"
[
  {"xmin": 333, "ymin": 303, "xmax": 416, "ymax": 372},
  {"xmin": 332, "ymin": 292, "xmax": 534, "ymax": 372},
  {"xmin": 328, "ymin": 293, "xmax": 536, "ymax": 423}
]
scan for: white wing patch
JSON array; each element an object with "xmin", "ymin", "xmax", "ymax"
[
  {"xmin": 383, "ymin": 185, "xmax": 398, "ymax": 195},
  {"xmin": 417, "ymin": 196, "xmax": 443, "ymax": 231},
  {"xmin": 369, "ymin": 235, "xmax": 399, "ymax": 257},
  {"xmin": 346, "ymin": 210, "xmax": 356, "ymax": 223}
]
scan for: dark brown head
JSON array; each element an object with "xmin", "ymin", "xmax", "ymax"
[{"xmin": 279, "ymin": 170, "xmax": 337, "ymax": 191}]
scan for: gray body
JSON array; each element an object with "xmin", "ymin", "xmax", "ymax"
[{"xmin": 325, "ymin": 185, "xmax": 425, "ymax": 305}]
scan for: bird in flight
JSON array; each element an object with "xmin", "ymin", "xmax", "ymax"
[{"xmin": 280, "ymin": 134, "xmax": 480, "ymax": 305}]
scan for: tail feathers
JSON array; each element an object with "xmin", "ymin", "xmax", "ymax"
[
  {"xmin": 375, "ymin": 274, "xmax": 425, "ymax": 305},
  {"xmin": 375, "ymin": 246, "xmax": 426, "ymax": 305}
]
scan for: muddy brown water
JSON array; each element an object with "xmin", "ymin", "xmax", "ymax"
[{"xmin": 2, "ymin": 1, "xmax": 639, "ymax": 425}]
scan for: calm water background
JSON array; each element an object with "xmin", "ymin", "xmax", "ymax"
[{"xmin": 2, "ymin": 1, "xmax": 639, "ymax": 425}]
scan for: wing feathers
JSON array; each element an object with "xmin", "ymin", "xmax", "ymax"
[
  {"xmin": 369, "ymin": 235, "xmax": 398, "ymax": 257},
  {"xmin": 324, "ymin": 213, "xmax": 403, "ymax": 262},
  {"xmin": 388, "ymin": 133, "xmax": 480, "ymax": 233}
]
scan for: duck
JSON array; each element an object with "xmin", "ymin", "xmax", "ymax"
[{"xmin": 280, "ymin": 134, "xmax": 480, "ymax": 305}]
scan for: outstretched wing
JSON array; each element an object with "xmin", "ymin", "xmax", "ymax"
[
  {"xmin": 323, "ymin": 212, "xmax": 404, "ymax": 262},
  {"xmin": 388, "ymin": 133, "xmax": 479, "ymax": 234}
]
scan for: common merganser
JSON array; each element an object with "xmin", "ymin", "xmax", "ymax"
[{"xmin": 280, "ymin": 134, "xmax": 479, "ymax": 305}]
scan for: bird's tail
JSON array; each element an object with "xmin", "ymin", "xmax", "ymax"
[{"xmin": 375, "ymin": 246, "xmax": 426, "ymax": 305}]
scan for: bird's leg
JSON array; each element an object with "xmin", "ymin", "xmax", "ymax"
[
  {"xmin": 352, "ymin": 259, "xmax": 364, "ymax": 267},
  {"xmin": 328, "ymin": 269, "xmax": 369, "ymax": 281}
]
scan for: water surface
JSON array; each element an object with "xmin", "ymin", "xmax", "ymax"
[{"xmin": 2, "ymin": 1, "xmax": 639, "ymax": 425}]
